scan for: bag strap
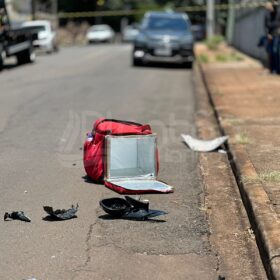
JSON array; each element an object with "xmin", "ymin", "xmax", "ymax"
[
  {"xmin": 94, "ymin": 118, "xmax": 150, "ymax": 135},
  {"xmin": 96, "ymin": 118, "xmax": 143, "ymax": 128}
]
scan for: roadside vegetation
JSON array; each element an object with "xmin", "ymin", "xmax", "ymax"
[
  {"xmin": 198, "ymin": 53, "xmax": 209, "ymax": 64},
  {"xmin": 215, "ymin": 52, "xmax": 244, "ymax": 62},
  {"xmin": 197, "ymin": 35, "xmax": 245, "ymax": 64},
  {"xmin": 205, "ymin": 35, "xmax": 224, "ymax": 50},
  {"xmin": 243, "ymin": 171, "xmax": 280, "ymax": 184},
  {"xmin": 234, "ymin": 133, "xmax": 250, "ymax": 145}
]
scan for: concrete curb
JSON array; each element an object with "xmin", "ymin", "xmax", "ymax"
[
  {"xmin": 194, "ymin": 64, "xmax": 268, "ymax": 279},
  {"xmin": 196, "ymin": 61, "xmax": 280, "ymax": 280}
]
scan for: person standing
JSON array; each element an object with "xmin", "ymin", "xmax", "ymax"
[{"xmin": 264, "ymin": 1, "xmax": 280, "ymax": 74}]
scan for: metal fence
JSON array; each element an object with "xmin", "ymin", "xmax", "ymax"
[{"xmin": 232, "ymin": 6, "xmax": 267, "ymax": 62}]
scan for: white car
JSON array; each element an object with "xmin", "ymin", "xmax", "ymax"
[
  {"xmin": 122, "ymin": 25, "xmax": 139, "ymax": 42},
  {"xmin": 22, "ymin": 20, "xmax": 58, "ymax": 53},
  {"xmin": 86, "ymin": 25, "xmax": 115, "ymax": 44}
]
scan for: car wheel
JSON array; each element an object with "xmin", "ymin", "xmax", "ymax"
[
  {"xmin": 132, "ymin": 57, "xmax": 143, "ymax": 67},
  {"xmin": 53, "ymin": 43, "xmax": 59, "ymax": 52},
  {"xmin": 46, "ymin": 48, "xmax": 53, "ymax": 54},
  {"xmin": 50, "ymin": 42, "xmax": 59, "ymax": 53},
  {"xmin": 17, "ymin": 46, "xmax": 36, "ymax": 65},
  {"xmin": 183, "ymin": 61, "xmax": 193, "ymax": 69},
  {"xmin": 0, "ymin": 48, "xmax": 5, "ymax": 71}
]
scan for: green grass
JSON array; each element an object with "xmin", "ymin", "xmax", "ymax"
[
  {"xmin": 215, "ymin": 52, "xmax": 244, "ymax": 63},
  {"xmin": 235, "ymin": 133, "xmax": 250, "ymax": 144},
  {"xmin": 243, "ymin": 171, "xmax": 280, "ymax": 184},
  {"xmin": 230, "ymin": 52, "xmax": 244, "ymax": 61},
  {"xmin": 215, "ymin": 54, "xmax": 228, "ymax": 62},
  {"xmin": 205, "ymin": 35, "xmax": 224, "ymax": 50},
  {"xmin": 198, "ymin": 53, "xmax": 209, "ymax": 64}
]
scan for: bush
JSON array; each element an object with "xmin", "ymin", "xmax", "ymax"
[
  {"xmin": 215, "ymin": 52, "xmax": 244, "ymax": 63},
  {"xmin": 205, "ymin": 35, "xmax": 224, "ymax": 50},
  {"xmin": 198, "ymin": 54, "xmax": 209, "ymax": 64}
]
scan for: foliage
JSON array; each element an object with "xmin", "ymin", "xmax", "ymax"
[
  {"xmin": 243, "ymin": 171, "xmax": 280, "ymax": 184},
  {"xmin": 198, "ymin": 54, "xmax": 209, "ymax": 64},
  {"xmin": 234, "ymin": 133, "xmax": 250, "ymax": 145},
  {"xmin": 215, "ymin": 52, "xmax": 243, "ymax": 62},
  {"xmin": 205, "ymin": 35, "xmax": 224, "ymax": 50}
]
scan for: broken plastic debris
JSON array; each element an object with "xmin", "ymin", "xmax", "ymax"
[
  {"xmin": 181, "ymin": 134, "xmax": 229, "ymax": 152},
  {"xmin": 100, "ymin": 196, "xmax": 167, "ymax": 220},
  {"xmin": 124, "ymin": 208, "xmax": 167, "ymax": 220},
  {"xmin": 43, "ymin": 204, "xmax": 79, "ymax": 220},
  {"xmin": 125, "ymin": 195, "xmax": 149, "ymax": 211},
  {"xmin": 4, "ymin": 211, "xmax": 31, "ymax": 222}
]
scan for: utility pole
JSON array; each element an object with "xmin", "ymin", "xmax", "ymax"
[
  {"xmin": 207, "ymin": 0, "xmax": 215, "ymax": 38},
  {"xmin": 31, "ymin": 0, "xmax": 36, "ymax": 20},
  {"xmin": 51, "ymin": 0, "xmax": 58, "ymax": 28},
  {"xmin": 226, "ymin": 0, "xmax": 235, "ymax": 44}
]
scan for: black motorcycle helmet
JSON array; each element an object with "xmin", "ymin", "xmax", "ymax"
[{"xmin": 100, "ymin": 197, "xmax": 131, "ymax": 218}]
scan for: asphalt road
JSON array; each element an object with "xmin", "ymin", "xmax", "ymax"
[{"xmin": 0, "ymin": 45, "xmax": 261, "ymax": 280}]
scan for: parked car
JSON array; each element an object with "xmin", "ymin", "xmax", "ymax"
[
  {"xmin": 132, "ymin": 12, "xmax": 194, "ymax": 67},
  {"xmin": 122, "ymin": 24, "xmax": 139, "ymax": 42},
  {"xmin": 86, "ymin": 25, "xmax": 115, "ymax": 44},
  {"xmin": 22, "ymin": 20, "xmax": 58, "ymax": 53}
]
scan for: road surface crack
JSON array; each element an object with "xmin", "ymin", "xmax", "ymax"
[
  {"xmin": 72, "ymin": 221, "xmax": 97, "ymax": 274},
  {"xmin": 84, "ymin": 221, "xmax": 97, "ymax": 267}
]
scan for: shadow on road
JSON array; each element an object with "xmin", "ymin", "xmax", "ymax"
[
  {"xmin": 99, "ymin": 214, "xmax": 166, "ymax": 223},
  {"xmin": 132, "ymin": 62, "xmax": 193, "ymax": 71},
  {"xmin": 82, "ymin": 175, "xmax": 103, "ymax": 185},
  {"xmin": 2, "ymin": 62, "xmax": 18, "ymax": 71},
  {"xmin": 42, "ymin": 216, "xmax": 78, "ymax": 222}
]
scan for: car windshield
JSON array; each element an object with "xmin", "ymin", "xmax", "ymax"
[
  {"xmin": 22, "ymin": 22, "xmax": 47, "ymax": 31},
  {"xmin": 91, "ymin": 26, "xmax": 109, "ymax": 32},
  {"xmin": 142, "ymin": 16, "xmax": 188, "ymax": 31},
  {"xmin": 30, "ymin": 25, "xmax": 46, "ymax": 30}
]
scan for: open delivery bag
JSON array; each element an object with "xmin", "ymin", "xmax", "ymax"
[
  {"xmin": 104, "ymin": 134, "xmax": 173, "ymax": 194},
  {"xmin": 83, "ymin": 118, "xmax": 173, "ymax": 194}
]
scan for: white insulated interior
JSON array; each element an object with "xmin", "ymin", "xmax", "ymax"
[
  {"xmin": 111, "ymin": 180, "xmax": 171, "ymax": 191},
  {"xmin": 108, "ymin": 136, "xmax": 156, "ymax": 179}
]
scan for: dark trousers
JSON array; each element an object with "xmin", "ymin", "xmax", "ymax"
[{"xmin": 267, "ymin": 36, "xmax": 280, "ymax": 74}]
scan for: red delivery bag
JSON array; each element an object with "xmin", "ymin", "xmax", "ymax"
[
  {"xmin": 83, "ymin": 118, "xmax": 173, "ymax": 194},
  {"xmin": 83, "ymin": 118, "xmax": 154, "ymax": 182}
]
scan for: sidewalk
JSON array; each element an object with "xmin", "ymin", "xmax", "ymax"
[{"xmin": 196, "ymin": 43, "xmax": 280, "ymax": 279}]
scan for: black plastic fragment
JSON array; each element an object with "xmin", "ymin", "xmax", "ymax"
[
  {"xmin": 124, "ymin": 196, "xmax": 149, "ymax": 211},
  {"xmin": 123, "ymin": 208, "xmax": 167, "ymax": 220},
  {"xmin": 43, "ymin": 204, "xmax": 79, "ymax": 220},
  {"xmin": 100, "ymin": 196, "xmax": 167, "ymax": 220},
  {"xmin": 4, "ymin": 211, "xmax": 31, "ymax": 222}
]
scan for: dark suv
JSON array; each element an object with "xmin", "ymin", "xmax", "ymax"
[{"xmin": 132, "ymin": 12, "xmax": 194, "ymax": 67}]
